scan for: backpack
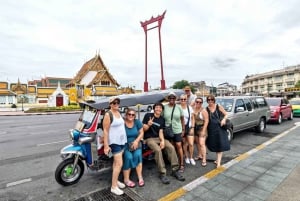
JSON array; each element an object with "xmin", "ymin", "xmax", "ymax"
[{"xmin": 98, "ymin": 110, "xmax": 113, "ymax": 130}]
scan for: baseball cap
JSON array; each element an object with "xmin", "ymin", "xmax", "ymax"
[
  {"xmin": 109, "ymin": 96, "xmax": 120, "ymax": 104},
  {"xmin": 167, "ymin": 91, "xmax": 177, "ymax": 98}
]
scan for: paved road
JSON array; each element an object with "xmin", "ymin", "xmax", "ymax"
[{"xmin": 0, "ymin": 112, "xmax": 299, "ymax": 201}]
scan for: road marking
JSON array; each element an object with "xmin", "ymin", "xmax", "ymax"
[
  {"xmin": 6, "ymin": 178, "xmax": 32, "ymax": 187},
  {"xmin": 37, "ymin": 140, "xmax": 69, "ymax": 146}
]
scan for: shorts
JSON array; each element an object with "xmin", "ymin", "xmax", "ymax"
[
  {"xmin": 110, "ymin": 144, "xmax": 125, "ymax": 155},
  {"xmin": 172, "ymin": 133, "xmax": 183, "ymax": 142},
  {"xmin": 194, "ymin": 124, "xmax": 203, "ymax": 136}
]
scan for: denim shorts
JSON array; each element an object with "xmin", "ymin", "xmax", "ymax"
[{"xmin": 110, "ymin": 144, "xmax": 125, "ymax": 155}]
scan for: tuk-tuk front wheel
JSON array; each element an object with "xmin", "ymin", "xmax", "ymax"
[{"xmin": 55, "ymin": 158, "xmax": 84, "ymax": 186}]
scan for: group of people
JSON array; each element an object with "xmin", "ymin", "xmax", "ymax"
[{"xmin": 102, "ymin": 86, "xmax": 230, "ymax": 196}]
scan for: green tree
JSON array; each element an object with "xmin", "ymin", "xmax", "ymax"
[
  {"xmin": 172, "ymin": 80, "xmax": 195, "ymax": 93},
  {"xmin": 295, "ymin": 80, "xmax": 300, "ymax": 88}
]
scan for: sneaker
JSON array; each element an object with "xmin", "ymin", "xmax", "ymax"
[
  {"xmin": 185, "ymin": 157, "xmax": 190, "ymax": 164},
  {"xmin": 111, "ymin": 187, "xmax": 124, "ymax": 195},
  {"xmin": 159, "ymin": 174, "xmax": 170, "ymax": 184},
  {"xmin": 190, "ymin": 158, "xmax": 196, "ymax": 166},
  {"xmin": 117, "ymin": 181, "xmax": 125, "ymax": 189}
]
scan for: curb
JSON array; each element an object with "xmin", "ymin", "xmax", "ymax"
[
  {"xmin": 0, "ymin": 111, "xmax": 82, "ymax": 116},
  {"xmin": 158, "ymin": 123, "xmax": 300, "ymax": 201}
]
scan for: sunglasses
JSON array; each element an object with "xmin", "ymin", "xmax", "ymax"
[
  {"xmin": 180, "ymin": 99, "xmax": 186, "ymax": 101},
  {"xmin": 169, "ymin": 97, "xmax": 176, "ymax": 100},
  {"xmin": 111, "ymin": 101, "xmax": 120, "ymax": 105},
  {"xmin": 207, "ymin": 99, "xmax": 214, "ymax": 101},
  {"xmin": 127, "ymin": 113, "xmax": 135, "ymax": 117},
  {"xmin": 196, "ymin": 101, "xmax": 203, "ymax": 104}
]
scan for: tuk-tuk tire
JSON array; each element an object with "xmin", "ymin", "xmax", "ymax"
[{"xmin": 55, "ymin": 158, "xmax": 84, "ymax": 186}]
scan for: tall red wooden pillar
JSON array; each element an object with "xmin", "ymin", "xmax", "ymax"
[{"xmin": 140, "ymin": 10, "xmax": 166, "ymax": 92}]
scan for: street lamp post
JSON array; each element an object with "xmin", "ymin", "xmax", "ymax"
[{"xmin": 21, "ymin": 95, "xmax": 24, "ymax": 112}]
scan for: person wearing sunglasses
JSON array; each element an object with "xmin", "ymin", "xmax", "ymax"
[
  {"xmin": 123, "ymin": 109, "xmax": 145, "ymax": 188},
  {"xmin": 183, "ymin": 86, "xmax": 197, "ymax": 107},
  {"xmin": 193, "ymin": 97, "xmax": 209, "ymax": 167},
  {"xmin": 103, "ymin": 96, "xmax": 127, "ymax": 195},
  {"xmin": 163, "ymin": 92, "xmax": 186, "ymax": 173},
  {"xmin": 179, "ymin": 94, "xmax": 196, "ymax": 166},
  {"xmin": 142, "ymin": 102, "xmax": 185, "ymax": 184},
  {"xmin": 206, "ymin": 95, "xmax": 230, "ymax": 168}
]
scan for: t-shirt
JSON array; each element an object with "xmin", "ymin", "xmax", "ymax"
[
  {"xmin": 187, "ymin": 94, "xmax": 197, "ymax": 105},
  {"xmin": 142, "ymin": 113, "xmax": 165, "ymax": 139},
  {"xmin": 163, "ymin": 104, "xmax": 184, "ymax": 134}
]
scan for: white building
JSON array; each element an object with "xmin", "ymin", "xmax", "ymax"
[{"xmin": 241, "ymin": 65, "xmax": 300, "ymax": 97}]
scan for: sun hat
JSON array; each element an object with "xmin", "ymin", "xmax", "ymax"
[
  {"xmin": 109, "ymin": 96, "xmax": 120, "ymax": 104},
  {"xmin": 167, "ymin": 91, "xmax": 177, "ymax": 98}
]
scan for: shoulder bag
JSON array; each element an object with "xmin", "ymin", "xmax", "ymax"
[{"xmin": 163, "ymin": 105, "xmax": 176, "ymax": 139}]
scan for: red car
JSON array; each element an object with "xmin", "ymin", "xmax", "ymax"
[{"xmin": 265, "ymin": 97, "xmax": 293, "ymax": 124}]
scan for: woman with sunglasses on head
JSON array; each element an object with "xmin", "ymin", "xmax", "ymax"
[
  {"xmin": 123, "ymin": 109, "xmax": 144, "ymax": 188},
  {"xmin": 193, "ymin": 97, "xmax": 209, "ymax": 167},
  {"xmin": 179, "ymin": 94, "xmax": 196, "ymax": 166},
  {"xmin": 103, "ymin": 96, "xmax": 127, "ymax": 195},
  {"xmin": 163, "ymin": 92, "xmax": 185, "ymax": 173},
  {"xmin": 206, "ymin": 95, "xmax": 230, "ymax": 168}
]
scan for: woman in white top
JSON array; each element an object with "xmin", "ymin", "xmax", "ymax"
[
  {"xmin": 180, "ymin": 94, "xmax": 196, "ymax": 165},
  {"xmin": 103, "ymin": 96, "xmax": 127, "ymax": 196}
]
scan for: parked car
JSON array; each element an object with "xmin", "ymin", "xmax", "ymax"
[
  {"xmin": 215, "ymin": 96, "xmax": 270, "ymax": 142},
  {"xmin": 265, "ymin": 97, "xmax": 293, "ymax": 124},
  {"xmin": 289, "ymin": 98, "xmax": 300, "ymax": 117}
]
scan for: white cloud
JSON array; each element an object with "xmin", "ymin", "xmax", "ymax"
[{"xmin": 1, "ymin": 0, "xmax": 300, "ymax": 89}]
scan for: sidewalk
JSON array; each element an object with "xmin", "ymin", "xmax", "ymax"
[{"xmin": 159, "ymin": 123, "xmax": 300, "ymax": 201}]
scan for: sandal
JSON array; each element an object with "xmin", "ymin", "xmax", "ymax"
[
  {"xmin": 179, "ymin": 165, "xmax": 185, "ymax": 173},
  {"xmin": 194, "ymin": 156, "xmax": 203, "ymax": 161},
  {"xmin": 125, "ymin": 180, "xmax": 136, "ymax": 188},
  {"xmin": 201, "ymin": 161, "xmax": 207, "ymax": 167},
  {"xmin": 171, "ymin": 170, "xmax": 185, "ymax": 181},
  {"xmin": 138, "ymin": 178, "xmax": 145, "ymax": 187}
]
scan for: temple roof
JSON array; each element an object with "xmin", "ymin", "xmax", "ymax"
[{"xmin": 70, "ymin": 54, "xmax": 120, "ymax": 87}]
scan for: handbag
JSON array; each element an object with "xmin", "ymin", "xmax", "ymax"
[
  {"xmin": 163, "ymin": 105, "xmax": 176, "ymax": 139},
  {"xmin": 184, "ymin": 105, "xmax": 190, "ymax": 135},
  {"xmin": 209, "ymin": 104, "xmax": 231, "ymax": 130},
  {"xmin": 128, "ymin": 141, "xmax": 142, "ymax": 151},
  {"xmin": 221, "ymin": 119, "xmax": 231, "ymax": 130}
]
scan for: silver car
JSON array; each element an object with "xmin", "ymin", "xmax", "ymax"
[{"xmin": 215, "ymin": 96, "xmax": 270, "ymax": 142}]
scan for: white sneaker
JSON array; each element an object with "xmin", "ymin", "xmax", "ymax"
[
  {"xmin": 185, "ymin": 157, "xmax": 190, "ymax": 164},
  {"xmin": 111, "ymin": 187, "xmax": 124, "ymax": 195},
  {"xmin": 117, "ymin": 181, "xmax": 125, "ymax": 189},
  {"xmin": 190, "ymin": 158, "xmax": 196, "ymax": 165}
]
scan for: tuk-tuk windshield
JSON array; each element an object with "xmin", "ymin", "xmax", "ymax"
[{"xmin": 81, "ymin": 107, "xmax": 97, "ymax": 127}]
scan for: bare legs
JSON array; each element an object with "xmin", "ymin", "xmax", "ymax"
[
  {"xmin": 123, "ymin": 162, "xmax": 143, "ymax": 186},
  {"xmin": 175, "ymin": 141, "xmax": 184, "ymax": 169},
  {"xmin": 194, "ymin": 136, "xmax": 202, "ymax": 159},
  {"xmin": 216, "ymin": 152, "xmax": 223, "ymax": 168},
  {"xmin": 183, "ymin": 136, "xmax": 194, "ymax": 160},
  {"xmin": 112, "ymin": 152, "xmax": 123, "ymax": 188},
  {"xmin": 199, "ymin": 136, "xmax": 207, "ymax": 165}
]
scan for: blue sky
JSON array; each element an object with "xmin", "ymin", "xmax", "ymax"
[{"xmin": 1, "ymin": 0, "xmax": 300, "ymax": 90}]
